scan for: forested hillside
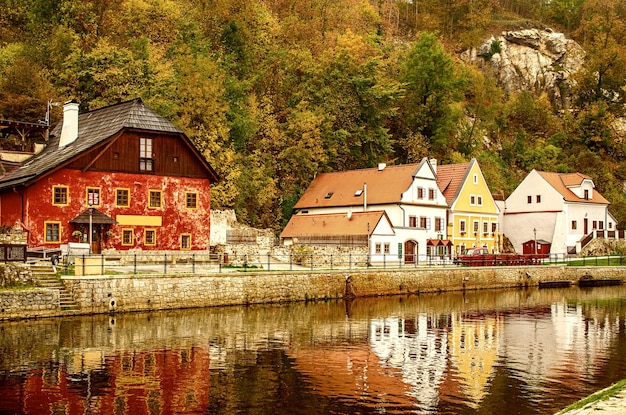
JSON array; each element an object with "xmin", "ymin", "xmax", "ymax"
[{"xmin": 2, "ymin": 0, "xmax": 626, "ymax": 231}]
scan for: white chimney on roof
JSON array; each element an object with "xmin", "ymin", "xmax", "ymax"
[
  {"xmin": 59, "ymin": 100, "xmax": 80, "ymax": 147},
  {"xmin": 378, "ymin": 163, "xmax": 386, "ymax": 171}
]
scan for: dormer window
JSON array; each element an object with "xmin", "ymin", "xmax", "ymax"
[
  {"xmin": 584, "ymin": 189, "xmax": 589, "ymax": 200},
  {"xmin": 325, "ymin": 192, "xmax": 334, "ymax": 199}
]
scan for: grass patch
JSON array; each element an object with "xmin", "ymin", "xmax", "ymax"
[
  {"xmin": 567, "ymin": 256, "xmax": 626, "ymax": 266},
  {"xmin": 555, "ymin": 379, "xmax": 626, "ymax": 414},
  {"xmin": 222, "ymin": 264, "xmax": 261, "ymax": 270}
]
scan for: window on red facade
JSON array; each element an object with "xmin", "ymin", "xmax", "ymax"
[
  {"xmin": 181, "ymin": 234, "xmax": 191, "ymax": 250},
  {"xmin": 53, "ymin": 186, "xmax": 68, "ymax": 205},
  {"xmin": 186, "ymin": 192, "xmax": 198, "ymax": 209},
  {"xmin": 122, "ymin": 229, "xmax": 134, "ymax": 246},
  {"xmin": 145, "ymin": 229, "xmax": 156, "ymax": 245},
  {"xmin": 45, "ymin": 222, "xmax": 60, "ymax": 243},
  {"xmin": 149, "ymin": 190, "xmax": 162, "ymax": 208},
  {"xmin": 87, "ymin": 187, "xmax": 100, "ymax": 206},
  {"xmin": 116, "ymin": 189, "xmax": 130, "ymax": 207}
]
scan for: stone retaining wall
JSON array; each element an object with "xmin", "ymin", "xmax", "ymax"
[
  {"xmin": 59, "ymin": 265, "xmax": 616, "ymax": 315},
  {"xmin": 1, "ymin": 265, "xmax": 625, "ymax": 320},
  {"xmin": 0, "ymin": 263, "xmax": 33, "ymax": 287},
  {"xmin": 0, "ymin": 289, "xmax": 59, "ymax": 320}
]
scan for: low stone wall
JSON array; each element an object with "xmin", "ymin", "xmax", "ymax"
[
  {"xmin": 272, "ymin": 245, "xmax": 368, "ymax": 267},
  {"xmin": 62, "ymin": 272, "xmax": 347, "ymax": 314},
  {"xmin": 0, "ymin": 263, "xmax": 33, "ymax": 287},
  {"xmin": 0, "ymin": 289, "xmax": 59, "ymax": 320},
  {"xmin": 0, "ymin": 225, "xmax": 27, "ymax": 245},
  {"xmin": 1, "ymin": 265, "xmax": 625, "ymax": 320},
  {"xmin": 60, "ymin": 265, "xmax": 616, "ymax": 315}
]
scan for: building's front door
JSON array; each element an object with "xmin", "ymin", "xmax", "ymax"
[
  {"xmin": 91, "ymin": 226, "xmax": 101, "ymax": 254},
  {"xmin": 404, "ymin": 240, "xmax": 417, "ymax": 264},
  {"xmin": 584, "ymin": 218, "xmax": 588, "ymax": 235}
]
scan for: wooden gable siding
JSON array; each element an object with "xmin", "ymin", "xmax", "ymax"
[{"xmin": 69, "ymin": 131, "xmax": 211, "ymax": 179}]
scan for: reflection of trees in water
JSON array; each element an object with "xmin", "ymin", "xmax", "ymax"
[{"xmin": 3, "ymin": 286, "xmax": 626, "ymax": 414}]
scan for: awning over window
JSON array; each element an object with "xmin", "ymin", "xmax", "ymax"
[
  {"xmin": 70, "ymin": 208, "xmax": 117, "ymax": 225},
  {"xmin": 426, "ymin": 239, "xmax": 453, "ymax": 246}
]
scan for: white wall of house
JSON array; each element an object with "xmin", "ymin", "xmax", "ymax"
[
  {"xmin": 296, "ymin": 164, "xmax": 449, "ymax": 260},
  {"xmin": 506, "ymin": 171, "xmax": 564, "ymax": 213},
  {"xmin": 504, "ymin": 170, "xmax": 613, "ymax": 254},
  {"xmin": 565, "ymin": 202, "xmax": 614, "ymax": 243},
  {"xmin": 504, "ymin": 211, "xmax": 559, "ymax": 254}
]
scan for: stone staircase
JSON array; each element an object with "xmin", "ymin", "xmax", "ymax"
[{"xmin": 31, "ymin": 262, "xmax": 80, "ymax": 311}]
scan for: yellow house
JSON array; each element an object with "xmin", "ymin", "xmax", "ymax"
[{"xmin": 436, "ymin": 159, "xmax": 500, "ymax": 254}]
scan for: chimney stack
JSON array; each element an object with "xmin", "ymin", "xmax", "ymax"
[{"xmin": 59, "ymin": 100, "xmax": 79, "ymax": 147}]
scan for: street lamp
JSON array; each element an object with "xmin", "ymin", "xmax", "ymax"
[{"xmin": 533, "ymin": 228, "xmax": 537, "ymax": 255}]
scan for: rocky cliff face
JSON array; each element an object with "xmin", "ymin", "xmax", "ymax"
[{"xmin": 461, "ymin": 29, "xmax": 586, "ymax": 109}]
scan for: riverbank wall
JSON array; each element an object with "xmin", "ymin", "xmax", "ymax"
[{"xmin": 0, "ymin": 265, "xmax": 624, "ymax": 320}]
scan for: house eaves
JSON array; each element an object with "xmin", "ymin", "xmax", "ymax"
[
  {"xmin": 0, "ymin": 98, "xmax": 218, "ymax": 190},
  {"xmin": 294, "ymin": 163, "xmax": 423, "ymax": 210}
]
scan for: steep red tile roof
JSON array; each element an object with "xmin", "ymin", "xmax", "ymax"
[
  {"xmin": 537, "ymin": 171, "xmax": 609, "ymax": 204},
  {"xmin": 280, "ymin": 211, "xmax": 391, "ymax": 238},
  {"xmin": 293, "ymin": 161, "xmax": 430, "ymax": 209},
  {"xmin": 436, "ymin": 162, "xmax": 471, "ymax": 204}
]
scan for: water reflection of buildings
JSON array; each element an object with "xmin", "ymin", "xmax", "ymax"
[
  {"xmin": 288, "ymin": 345, "xmax": 418, "ymax": 411},
  {"xmin": 370, "ymin": 315, "xmax": 449, "ymax": 409},
  {"xmin": 10, "ymin": 346, "xmax": 211, "ymax": 415},
  {"xmin": 447, "ymin": 312, "xmax": 501, "ymax": 409},
  {"xmin": 502, "ymin": 302, "xmax": 620, "ymax": 396},
  {"xmin": 3, "ymin": 290, "xmax": 626, "ymax": 414},
  {"xmin": 285, "ymin": 314, "xmax": 451, "ymax": 412}
]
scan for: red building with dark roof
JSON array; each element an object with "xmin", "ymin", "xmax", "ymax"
[{"xmin": 0, "ymin": 99, "xmax": 219, "ymax": 252}]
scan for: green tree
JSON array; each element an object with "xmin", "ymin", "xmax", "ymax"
[
  {"xmin": 546, "ymin": 0, "xmax": 585, "ymax": 31},
  {"xmin": 397, "ymin": 32, "xmax": 466, "ymax": 161},
  {"xmin": 574, "ymin": 0, "xmax": 626, "ymax": 113}
]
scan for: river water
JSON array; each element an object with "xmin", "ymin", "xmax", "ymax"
[{"xmin": 2, "ymin": 286, "xmax": 626, "ymax": 415}]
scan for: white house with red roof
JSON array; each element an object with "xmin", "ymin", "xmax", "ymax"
[
  {"xmin": 503, "ymin": 169, "xmax": 615, "ymax": 255},
  {"xmin": 281, "ymin": 158, "xmax": 450, "ymax": 263}
]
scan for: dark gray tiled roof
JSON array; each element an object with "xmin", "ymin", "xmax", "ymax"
[{"xmin": 0, "ymin": 99, "xmax": 184, "ymax": 189}]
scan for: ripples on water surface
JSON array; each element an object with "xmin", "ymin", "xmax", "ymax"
[{"xmin": 2, "ymin": 286, "xmax": 626, "ymax": 414}]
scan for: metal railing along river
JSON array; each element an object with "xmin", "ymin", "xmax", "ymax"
[{"xmin": 53, "ymin": 252, "xmax": 626, "ymax": 276}]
